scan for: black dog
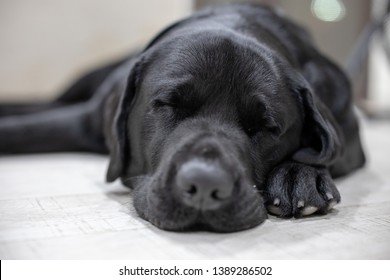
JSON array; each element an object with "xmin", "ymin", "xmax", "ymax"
[{"xmin": 0, "ymin": 4, "xmax": 365, "ymax": 232}]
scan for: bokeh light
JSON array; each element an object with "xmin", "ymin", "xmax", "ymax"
[{"xmin": 311, "ymin": 0, "xmax": 346, "ymax": 22}]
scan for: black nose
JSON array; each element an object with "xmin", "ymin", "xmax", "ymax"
[{"xmin": 175, "ymin": 160, "xmax": 234, "ymax": 210}]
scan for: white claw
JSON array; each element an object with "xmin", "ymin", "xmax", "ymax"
[
  {"xmin": 267, "ymin": 205, "xmax": 283, "ymax": 216},
  {"xmin": 326, "ymin": 192, "xmax": 334, "ymax": 200},
  {"xmin": 301, "ymin": 206, "xmax": 318, "ymax": 216},
  {"xmin": 328, "ymin": 201, "xmax": 337, "ymax": 210},
  {"xmin": 297, "ymin": 200, "xmax": 305, "ymax": 208},
  {"xmin": 273, "ymin": 198, "xmax": 280, "ymax": 206}
]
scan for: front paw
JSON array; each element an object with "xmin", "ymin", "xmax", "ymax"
[{"xmin": 264, "ymin": 162, "xmax": 340, "ymax": 218}]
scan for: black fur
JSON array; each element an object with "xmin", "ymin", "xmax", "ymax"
[{"xmin": 0, "ymin": 4, "xmax": 365, "ymax": 232}]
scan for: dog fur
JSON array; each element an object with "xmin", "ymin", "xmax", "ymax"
[{"xmin": 0, "ymin": 4, "xmax": 365, "ymax": 232}]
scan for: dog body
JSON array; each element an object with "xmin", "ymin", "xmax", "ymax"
[{"xmin": 0, "ymin": 4, "xmax": 365, "ymax": 232}]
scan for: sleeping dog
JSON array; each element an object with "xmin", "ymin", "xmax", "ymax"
[{"xmin": 0, "ymin": 4, "xmax": 365, "ymax": 232}]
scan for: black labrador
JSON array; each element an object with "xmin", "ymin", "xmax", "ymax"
[{"xmin": 0, "ymin": 4, "xmax": 365, "ymax": 232}]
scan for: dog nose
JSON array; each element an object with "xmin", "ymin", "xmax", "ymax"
[{"xmin": 175, "ymin": 160, "xmax": 234, "ymax": 210}]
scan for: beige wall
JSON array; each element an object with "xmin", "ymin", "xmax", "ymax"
[{"xmin": 0, "ymin": 0, "xmax": 193, "ymax": 101}]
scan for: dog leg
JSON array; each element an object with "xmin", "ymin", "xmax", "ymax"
[
  {"xmin": 0, "ymin": 102, "xmax": 107, "ymax": 154},
  {"xmin": 330, "ymin": 117, "xmax": 366, "ymax": 177},
  {"xmin": 264, "ymin": 161, "xmax": 341, "ymax": 217},
  {"xmin": 0, "ymin": 102, "xmax": 67, "ymax": 117}
]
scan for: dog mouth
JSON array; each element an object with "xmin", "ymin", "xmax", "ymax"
[
  {"xmin": 132, "ymin": 134, "xmax": 268, "ymax": 232},
  {"xmin": 133, "ymin": 173, "xmax": 267, "ymax": 232}
]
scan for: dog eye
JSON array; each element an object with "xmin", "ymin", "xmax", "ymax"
[
  {"xmin": 152, "ymin": 97, "xmax": 199, "ymax": 121},
  {"xmin": 267, "ymin": 125, "xmax": 281, "ymax": 135},
  {"xmin": 152, "ymin": 99, "xmax": 177, "ymax": 109},
  {"xmin": 243, "ymin": 122, "xmax": 281, "ymax": 137},
  {"xmin": 152, "ymin": 90, "xmax": 186, "ymax": 109}
]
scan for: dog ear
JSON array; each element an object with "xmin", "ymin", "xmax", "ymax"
[
  {"xmin": 106, "ymin": 60, "xmax": 143, "ymax": 182},
  {"xmin": 289, "ymin": 73, "xmax": 343, "ymax": 166},
  {"xmin": 106, "ymin": 12, "xmax": 214, "ymax": 182}
]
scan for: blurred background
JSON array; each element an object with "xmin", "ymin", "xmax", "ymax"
[{"xmin": 0, "ymin": 0, "xmax": 389, "ymax": 118}]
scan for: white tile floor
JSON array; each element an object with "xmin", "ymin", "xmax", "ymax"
[{"xmin": 0, "ymin": 119, "xmax": 389, "ymax": 259}]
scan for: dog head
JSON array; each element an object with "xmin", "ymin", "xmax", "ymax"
[{"xmin": 105, "ymin": 19, "xmax": 341, "ymax": 232}]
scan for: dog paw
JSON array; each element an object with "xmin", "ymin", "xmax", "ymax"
[{"xmin": 264, "ymin": 162, "xmax": 340, "ymax": 218}]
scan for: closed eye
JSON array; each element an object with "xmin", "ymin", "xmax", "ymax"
[
  {"xmin": 151, "ymin": 96, "xmax": 200, "ymax": 121},
  {"xmin": 241, "ymin": 119, "xmax": 282, "ymax": 137},
  {"xmin": 152, "ymin": 99, "xmax": 178, "ymax": 109}
]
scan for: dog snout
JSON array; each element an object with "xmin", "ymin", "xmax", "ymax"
[{"xmin": 174, "ymin": 159, "xmax": 234, "ymax": 211}]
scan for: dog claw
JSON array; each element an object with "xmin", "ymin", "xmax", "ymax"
[
  {"xmin": 297, "ymin": 200, "xmax": 304, "ymax": 208},
  {"xmin": 325, "ymin": 192, "xmax": 333, "ymax": 201},
  {"xmin": 328, "ymin": 200, "xmax": 337, "ymax": 210},
  {"xmin": 273, "ymin": 198, "xmax": 280, "ymax": 206},
  {"xmin": 267, "ymin": 205, "xmax": 283, "ymax": 216},
  {"xmin": 301, "ymin": 206, "xmax": 318, "ymax": 216}
]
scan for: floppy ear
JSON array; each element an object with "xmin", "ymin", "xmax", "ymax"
[
  {"xmin": 289, "ymin": 73, "xmax": 343, "ymax": 166},
  {"xmin": 105, "ymin": 16, "xmax": 197, "ymax": 183},
  {"xmin": 106, "ymin": 60, "xmax": 143, "ymax": 182}
]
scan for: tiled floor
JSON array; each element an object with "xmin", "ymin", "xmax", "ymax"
[{"xmin": 0, "ymin": 119, "xmax": 389, "ymax": 259}]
